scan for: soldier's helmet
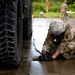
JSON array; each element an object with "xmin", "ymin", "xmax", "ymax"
[{"xmin": 49, "ymin": 21, "xmax": 66, "ymax": 36}]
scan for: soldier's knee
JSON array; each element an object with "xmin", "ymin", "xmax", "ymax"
[
  {"xmin": 63, "ymin": 53, "xmax": 71, "ymax": 59},
  {"xmin": 63, "ymin": 52, "xmax": 75, "ymax": 59}
]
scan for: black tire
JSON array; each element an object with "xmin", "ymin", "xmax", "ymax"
[
  {"xmin": 0, "ymin": 0, "xmax": 23, "ymax": 66},
  {"xmin": 23, "ymin": 0, "xmax": 32, "ymax": 40}
]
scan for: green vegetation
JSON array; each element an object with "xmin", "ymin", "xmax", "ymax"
[{"xmin": 32, "ymin": 0, "xmax": 75, "ymax": 18}]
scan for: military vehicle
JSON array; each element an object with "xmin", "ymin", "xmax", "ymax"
[{"xmin": 0, "ymin": 0, "xmax": 32, "ymax": 66}]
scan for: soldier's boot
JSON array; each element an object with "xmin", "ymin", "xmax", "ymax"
[{"xmin": 63, "ymin": 52, "xmax": 75, "ymax": 59}]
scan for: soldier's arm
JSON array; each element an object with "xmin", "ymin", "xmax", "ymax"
[
  {"xmin": 42, "ymin": 29, "xmax": 53, "ymax": 54},
  {"xmin": 51, "ymin": 43, "xmax": 65, "ymax": 59}
]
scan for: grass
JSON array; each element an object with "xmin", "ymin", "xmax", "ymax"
[
  {"xmin": 32, "ymin": 12, "xmax": 75, "ymax": 18},
  {"xmin": 43, "ymin": 12, "xmax": 60, "ymax": 18}
]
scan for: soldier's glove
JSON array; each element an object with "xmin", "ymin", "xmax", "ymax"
[
  {"xmin": 38, "ymin": 55, "xmax": 45, "ymax": 61},
  {"xmin": 38, "ymin": 55, "xmax": 55, "ymax": 61},
  {"xmin": 47, "ymin": 56, "xmax": 55, "ymax": 61},
  {"xmin": 38, "ymin": 51, "xmax": 50, "ymax": 61},
  {"xmin": 38, "ymin": 53, "xmax": 55, "ymax": 61}
]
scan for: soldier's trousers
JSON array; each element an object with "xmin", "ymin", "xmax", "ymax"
[{"xmin": 62, "ymin": 42, "xmax": 75, "ymax": 59}]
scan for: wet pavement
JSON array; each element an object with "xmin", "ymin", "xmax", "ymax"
[{"xmin": 0, "ymin": 18, "xmax": 75, "ymax": 75}]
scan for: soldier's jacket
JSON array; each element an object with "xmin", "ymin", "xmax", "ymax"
[{"xmin": 42, "ymin": 25, "xmax": 75, "ymax": 59}]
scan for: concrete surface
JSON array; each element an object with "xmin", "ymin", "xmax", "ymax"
[{"xmin": 0, "ymin": 18, "xmax": 75, "ymax": 75}]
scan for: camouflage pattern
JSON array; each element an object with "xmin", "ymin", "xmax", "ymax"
[
  {"xmin": 60, "ymin": 1, "xmax": 68, "ymax": 22},
  {"xmin": 42, "ymin": 25, "xmax": 75, "ymax": 59}
]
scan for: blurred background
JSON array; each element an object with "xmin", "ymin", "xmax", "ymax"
[{"xmin": 32, "ymin": 0, "xmax": 75, "ymax": 18}]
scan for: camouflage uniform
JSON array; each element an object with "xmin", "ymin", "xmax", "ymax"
[
  {"xmin": 60, "ymin": 1, "xmax": 68, "ymax": 22},
  {"xmin": 42, "ymin": 25, "xmax": 75, "ymax": 59}
]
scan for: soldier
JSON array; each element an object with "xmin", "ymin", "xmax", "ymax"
[
  {"xmin": 60, "ymin": 0, "xmax": 68, "ymax": 22},
  {"xmin": 33, "ymin": 21, "xmax": 75, "ymax": 61}
]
